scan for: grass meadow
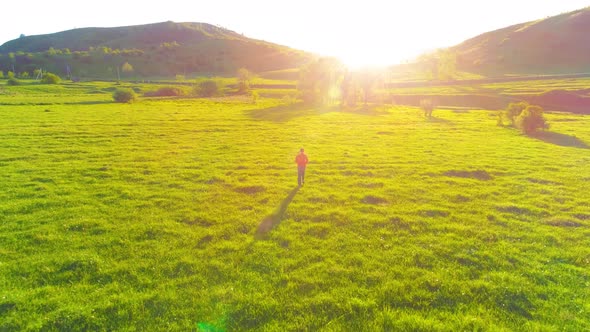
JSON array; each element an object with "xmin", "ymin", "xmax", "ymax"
[{"xmin": 0, "ymin": 82, "xmax": 589, "ymax": 331}]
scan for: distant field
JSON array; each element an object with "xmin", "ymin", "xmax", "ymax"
[
  {"xmin": 0, "ymin": 82, "xmax": 589, "ymax": 330},
  {"xmin": 385, "ymin": 77, "xmax": 590, "ymax": 113}
]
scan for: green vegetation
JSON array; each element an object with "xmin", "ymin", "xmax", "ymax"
[
  {"xmin": 236, "ymin": 68, "xmax": 253, "ymax": 94},
  {"xmin": 197, "ymin": 79, "xmax": 223, "ymax": 97},
  {"xmin": 298, "ymin": 58, "xmax": 382, "ymax": 107},
  {"xmin": 40, "ymin": 72, "xmax": 61, "ymax": 84},
  {"xmin": 6, "ymin": 78, "xmax": 20, "ymax": 86},
  {"xmin": 144, "ymin": 86, "xmax": 189, "ymax": 98},
  {"xmin": 0, "ymin": 82, "xmax": 589, "ymax": 330},
  {"xmin": 0, "ymin": 22, "xmax": 311, "ymax": 79},
  {"xmin": 112, "ymin": 88, "xmax": 137, "ymax": 103},
  {"xmin": 449, "ymin": 7, "xmax": 590, "ymax": 75},
  {"xmin": 516, "ymin": 105, "xmax": 549, "ymax": 134},
  {"xmin": 505, "ymin": 101, "xmax": 529, "ymax": 125},
  {"xmin": 384, "ymin": 77, "xmax": 590, "ymax": 114}
]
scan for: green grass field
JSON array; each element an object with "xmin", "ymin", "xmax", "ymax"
[{"xmin": 0, "ymin": 82, "xmax": 589, "ymax": 331}]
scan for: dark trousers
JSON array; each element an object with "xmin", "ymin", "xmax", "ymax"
[{"xmin": 297, "ymin": 166, "xmax": 306, "ymax": 185}]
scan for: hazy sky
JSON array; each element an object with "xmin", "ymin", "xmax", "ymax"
[{"xmin": 1, "ymin": 1, "xmax": 588, "ymax": 67}]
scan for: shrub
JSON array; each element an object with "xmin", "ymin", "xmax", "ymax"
[
  {"xmin": 420, "ymin": 99, "xmax": 435, "ymax": 117},
  {"xmin": 112, "ymin": 88, "xmax": 137, "ymax": 103},
  {"xmin": 197, "ymin": 80, "xmax": 221, "ymax": 97},
  {"xmin": 41, "ymin": 72, "xmax": 61, "ymax": 84},
  {"xmin": 496, "ymin": 112, "xmax": 504, "ymax": 127},
  {"xmin": 144, "ymin": 86, "xmax": 185, "ymax": 97},
  {"xmin": 505, "ymin": 102, "xmax": 528, "ymax": 125},
  {"xmin": 516, "ymin": 105, "xmax": 549, "ymax": 134},
  {"xmin": 251, "ymin": 91, "xmax": 259, "ymax": 104},
  {"xmin": 6, "ymin": 78, "xmax": 20, "ymax": 86},
  {"xmin": 0, "ymin": 71, "xmax": 4, "ymax": 79}
]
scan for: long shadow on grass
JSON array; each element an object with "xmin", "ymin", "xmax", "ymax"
[
  {"xmin": 247, "ymin": 103, "xmax": 386, "ymax": 123},
  {"xmin": 531, "ymin": 131, "xmax": 589, "ymax": 149},
  {"xmin": 425, "ymin": 116, "xmax": 453, "ymax": 124},
  {"xmin": 247, "ymin": 103, "xmax": 324, "ymax": 122},
  {"xmin": 64, "ymin": 101, "xmax": 113, "ymax": 105},
  {"xmin": 255, "ymin": 186, "xmax": 299, "ymax": 238}
]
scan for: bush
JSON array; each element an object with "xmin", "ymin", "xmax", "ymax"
[
  {"xmin": 251, "ymin": 91, "xmax": 259, "ymax": 104},
  {"xmin": 516, "ymin": 105, "xmax": 549, "ymax": 134},
  {"xmin": 237, "ymin": 68, "xmax": 252, "ymax": 94},
  {"xmin": 6, "ymin": 78, "xmax": 20, "ymax": 86},
  {"xmin": 197, "ymin": 80, "xmax": 221, "ymax": 97},
  {"xmin": 144, "ymin": 86, "xmax": 185, "ymax": 97},
  {"xmin": 420, "ymin": 99, "xmax": 435, "ymax": 117},
  {"xmin": 41, "ymin": 72, "xmax": 61, "ymax": 84},
  {"xmin": 112, "ymin": 88, "xmax": 137, "ymax": 103},
  {"xmin": 505, "ymin": 101, "xmax": 528, "ymax": 125}
]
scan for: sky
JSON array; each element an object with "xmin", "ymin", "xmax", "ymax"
[{"xmin": 1, "ymin": 1, "xmax": 589, "ymax": 68}]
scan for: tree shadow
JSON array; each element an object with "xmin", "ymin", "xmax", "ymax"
[
  {"xmin": 255, "ymin": 186, "xmax": 300, "ymax": 239},
  {"xmin": 425, "ymin": 116, "xmax": 453, "ymax": 124},
  {"xmin": 531, "ymin": 131, "xmax": 589, "ymax": 149},
  {"xmin": 341, "ymin": 105, "xmax": 389, "ymax": 116},
  {"xmin": 247, "ymin": 103, "xmax": 325, "ymax": 123},
  {"xmin": 64, "ymin": 101, "xmax": 113, "ymax": 105},
  {"xmin": 247, "ymin": 103, "xmax": 386, "ymax": 123}
]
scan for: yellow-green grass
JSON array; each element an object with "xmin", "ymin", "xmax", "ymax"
[
  {"xmin": 0, "ymin": 87, "xmax": 589, "ymax": 330},
  {"xmin": 388, "ymin": 78, "xmax": 590, "ymax": 98}
]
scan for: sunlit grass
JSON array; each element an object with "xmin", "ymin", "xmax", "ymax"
[{"xmin": 0, "ymin": 84, "xmax": 589, "ymax": 330}]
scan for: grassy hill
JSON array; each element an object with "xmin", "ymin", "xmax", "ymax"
[
  {"xmin": 452, "ymin": 7, "xmax": 590, "ymax": 75},
  {"xmin": 0, "ymin": 82, "xmax": 589, "ymax": 330},
  {"xmin": 0, "ymin": 21, "xmax": 312, "ymax": 78}
]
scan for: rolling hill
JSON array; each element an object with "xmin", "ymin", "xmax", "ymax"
[
  {"xmin": 0, "ymin": 21, "xmax": 312, "ymax": 78},
  {"xmin": 452, "ymin": 7, "xmax": 590, "ymax": 75}
]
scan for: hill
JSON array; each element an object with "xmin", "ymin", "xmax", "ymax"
[
  {"xmin": 452, "ymin": 7, "xmax": 590, "ymax": 75},
  {"xmin": 0, "ymin": 21, "xmax": 312, "ymax": 78}
]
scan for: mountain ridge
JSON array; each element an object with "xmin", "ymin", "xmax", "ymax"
[
  {"xmin": 0, "ymin": 21, "xmax": 312, "ymax": 77},
  {"xmin": 452, "ymin": 7, "xmax": 590, "ymax": 75}
]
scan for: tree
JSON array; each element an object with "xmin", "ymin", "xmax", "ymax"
[
  {"xmin": 505, "ymin": 101, "xmax": 529, "ymax": 126},
  {"xmin": 45, "ymin": 47, "xmax": 57, "ymax": 57},
  {"xmin": 113, "ymin": 88, "xmax": 137, "ymax": 103},
  {"xmin": 0, "ymin": 71, "xmax": 4, "ymax": 79},
  {"xmin": 121, "ymin": 62, "xmax": 134, "ymax": 73},
  {"xmin": 437, "ymin": 49, "xmax": 457, "ymax": 80},
  {"xmin": 298, "ymin": 57, "xmax": 343, "ymax": 105},
  {"xmin": 236, "ymin": 68, "xmax": 252, "ymax": 94},
  {"xmin": 516, "ymin": 105, "xmax": 549, "ymax": 134},
  {"xmin": 340, "ymin": 71, "xmax": 359, "ymax": 107},
  {"xmin": 7, "ymin": 71, "xmax": 15, "ymax": 79},
  {"xmin": 418, "ymin": 50, "xmax": 457, "ymax": 81},
  {"xmin": 357, "ymin": 69, "xmax": 382, "ymax": 105}
]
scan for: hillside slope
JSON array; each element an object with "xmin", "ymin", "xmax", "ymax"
[
  {"xmin": 452, "ymin": 7, "xmax": 590, "ymax": 75},
  {"xmin": 0, "ymin": 21, "xmax": 312, "ymax": 78}
]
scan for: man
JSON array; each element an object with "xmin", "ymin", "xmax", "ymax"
[{"xmin": 295, "ymin": 148, "xmax": 308, "ymax": 186}]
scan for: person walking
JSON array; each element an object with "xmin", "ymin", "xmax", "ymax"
[{"xmin": 295, "ymin": 148, "xmax": 308, "ymax": 186}]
